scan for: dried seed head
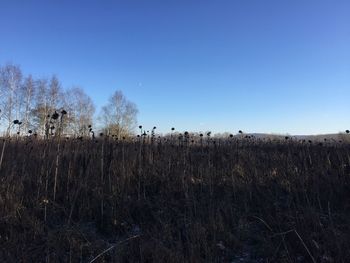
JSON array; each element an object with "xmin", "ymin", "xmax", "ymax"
[{"xmin": 52, "ymin": 111, "xmax": 59, "ymax": 120}]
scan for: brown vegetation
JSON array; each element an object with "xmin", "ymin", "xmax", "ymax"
[{"xmin": 0, "ymin": 136, "xmax": 350, "ymax": 262}]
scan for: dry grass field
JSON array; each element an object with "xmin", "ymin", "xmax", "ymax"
[{"xmin": 0, "ymin": 136, "xmax": 350, "ymax": 262}]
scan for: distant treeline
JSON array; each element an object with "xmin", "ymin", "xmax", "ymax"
[{"xmin": 0, "ymin": 63, "xmax": 138, "ymax": 138}]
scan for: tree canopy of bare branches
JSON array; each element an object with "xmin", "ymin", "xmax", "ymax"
[
  {"xmin": 0, "ymin": 63, "xmax": 138, "ymax": 138},
  {"xmin": 100, "ymin": 90, "xmax": 138, "ymax": 138}
]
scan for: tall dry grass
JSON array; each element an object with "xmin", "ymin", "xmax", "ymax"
[{"xmin": 0, "ymin": 136, "xmax": 349, "ymax": 262}]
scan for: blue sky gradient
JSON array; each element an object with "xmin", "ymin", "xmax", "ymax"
[{"xmin": 1, "ymin": 0, "xmax": 349, "ymax": 134}]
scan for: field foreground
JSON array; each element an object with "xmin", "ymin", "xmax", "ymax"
[{"xmin": 0, "ymin": 138, "xmax": 350, "ymax": 262}]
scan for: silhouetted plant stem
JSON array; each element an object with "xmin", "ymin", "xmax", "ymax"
[
  {"xmin": 100, "ymin": 138, "xmax": 105, "ymax": 227},
  {"xmin": 0, "ymin": 139, "xmax": 6, "ymax": 172},
  {"xmin": 53, "ymin": 140, "xmax": 60, "ymax": 201}
]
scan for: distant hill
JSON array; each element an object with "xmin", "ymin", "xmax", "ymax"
[{"xmin": 243, "ymin": 133, "xmax": 350, "ymax": 142}]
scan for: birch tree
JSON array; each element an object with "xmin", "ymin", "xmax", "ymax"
[
  {"xmin": 0, "ymin": 63, "xmax": 22, "ymax": 136},
  {"xmin": 64, "ymin": 87, "xmax": 95, "ymax": 136},
  {"xmin": 101, "ymin": 90, "xmax": 138, "ymax": 138},
  {"xmin": 20, "ymin": 75, "xmax": 36, "ymax": 132}
]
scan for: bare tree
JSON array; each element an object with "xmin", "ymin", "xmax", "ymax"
[
  {"xmin": 0, "ymin": 63, "xmax": 22, "ymax": 136},
  {"xmin": 48, "ymin": 75, "xmax": 62, "ymax": 110},
  {"xmin": 100, "ymin": 90, "xmax": 138, "ymax": 138},
  {"xmin": 31, "ymin": 78, "xmax": 49, "ymax": 135},
  {"xmin": 20, "ymin": 75, "xmax": 36, "ymax": 133},
  {"xmin": 0, "ymin": 63, "xmax": 140, "ymax": 139},
  {"xmin": 63, "ymin": 87, "xmax": 95, "ymax": 136},
  {"xmin": 31, "ymin": 76, "xmax": 64, "ymax": 136}
]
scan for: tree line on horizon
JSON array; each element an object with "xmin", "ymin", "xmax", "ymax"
[{"xmin": 0, "ymin": 63, "xmax": 138, "ymax": 138}]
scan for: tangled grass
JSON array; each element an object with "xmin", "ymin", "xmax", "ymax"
[{"xmin": 0, "ymin": 136, "xmax": 350, "ymax": 262}]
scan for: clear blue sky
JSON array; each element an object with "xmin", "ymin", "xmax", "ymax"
[{"xmin": 1, "ymin": 0, "xmax": 349, "ymax": 135}]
